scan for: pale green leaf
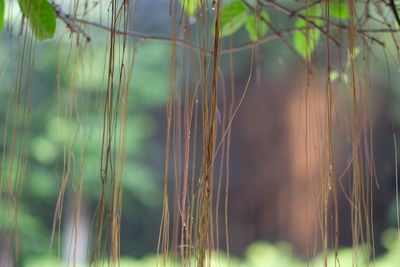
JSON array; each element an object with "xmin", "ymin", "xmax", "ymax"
[
  {"xmin": 330, "ymin": 71, "xmax": 340, "ymax": 81},
  {"xmin": 351, "ymin": 46, "xmax": 361, "ymax": 59},
  {"xmin": 18, "ymin": 0, "xmax": 56, "ymax": 40},
  {"xmin": 220, "ymin": 0, "xmax": 248, "ymax": 37},
  {"xmin": 293, "ymin": 6, "xmax": 323, "ymax": 60},
  {"xmin": 181, "ymin": 0, "xmax": 198, "ymax": 17},
  {"xmin": 245, "ymin": 11, "xmax": 270, "ymax": 41},
  {"xmin": 329, "ymin": 0, "xmax": 349, "ymax": 20},
  {"xmin": 293, "ymin": 18, "xmax": 321, "ymax": 60},
  {"xmin": 330, "ymin": 71, "xmax": 348, "ymax": 83},
  {"xmin": 0, "ymin": 0, "xmax": 4, "ymax": 31},
  {"xmin": 303, "ymin": 3, "xmax": 322, "ymax": 18}
]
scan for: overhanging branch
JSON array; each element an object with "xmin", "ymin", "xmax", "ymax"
[{"xmin": 50, "ymin": 1, "xmax": 396, "ymax": 57}]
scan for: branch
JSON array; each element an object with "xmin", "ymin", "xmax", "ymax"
[
  {"xmin": 334, "ymin": 23, "xmax": 386, "ymax": 47},
  {"xmin": 221, "ymin": 28, "xmax": 297, "ymax": 55},
  {"xmin": 241, "ymin": 0, "xmax": 305, "ymax": 62},
  {"xmin": 76, "ymin": 17, "xmax": 306, "ymax": 59},
  {"xmin": 50, "ymin": 1, "xmax": 91, "ymax": 42},
  {"xmin": 71, "ymin": 18, "xmax": 395, "ymax": 55},
  {"xmin": 260, "ymin": 0, "xmax": 387, "ymax": 47},
  {"xmin": 290, "ymin": 0, "xmax": 324, "ymax": 17},
  {"xmin": 50, "ymin": 1, "xmax": 213, "ymax": 56},
  {"xmin": 389, "ymin": 0, "xmax": 400, "ymax": 27},
  {"xmin": 259, "ymin": 0, "xmax": 340, "ymax": 46},
  {"xmin": 50, "ymin": 1, "xmax": 396, "ymax": 57},
  {"xmin": 304, "ymin": 16, "xmax": 387, "ymax": 47},
  {"xmin": 74, "ymin": 18, "xmax": 212, "ymax": 56}
]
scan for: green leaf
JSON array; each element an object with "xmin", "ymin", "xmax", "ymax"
[
  {"xmin": 293, "ymin": 6, "xmax": 322, "ymax": 60},
  {"xmin": 328, "ymin": 0, "xmax": 349, "ymax": 20},
  {"xmin": 303, "ymin": 3, "xmax": 322, "ymax": 18},
  {"xmin": 245, "ymin": 11, "xmax": 270, "ymax": 41},
  {"xmin": 181, "ymin": 0, "xmax": 198, "ymax": 17},
  {"xmin": 0, "ymin": 0, "xmax": 4, "ymax": 31},
  {"xmin": 293, "ymin": 18, "xmax": 321, "ymax": 60},
  {"xmin": 18, "ymin": 0, "xmax": 56, "ymax": 40},
  {"xmin": 220, "ymin": 0, "xmax": 248, "ymax": 37},
  {"xmin": 330, "ymin": 71, "xmax": 340, "ymax": 81}
]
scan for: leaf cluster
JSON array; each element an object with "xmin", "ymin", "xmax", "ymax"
[{"xmin": 181, "ymin": 0, "xmax": 351, "ymax": 60}]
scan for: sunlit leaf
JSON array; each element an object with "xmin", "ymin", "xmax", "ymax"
[
  {"xmin": 181, "ymin": 0, "xmax": 198, "ymax": 17},
  {"xmin": 293, "ymin": 6, "xmax": 322, "ymax": 60},
  {"xmin": 351, "ymin": 46, "xmax": 361, "ymax": 59},
  {"xmin": 303, "ymin": 3, "xmax": 322, "ymax": 17},
  {"xmin": 293, "ymin": 19, "xmax": 321, "ymax": 60},
  {"xmin": 18, "ymin": 0, "xmax": 56, "ymax": 40},
  {"xmin": 245, "ymin": 11, "xmax": 270, "ymax": 41},
  {"xmin": 0, "ymin": 0, "xmax": 4, "ymax": 31},
  {"xmin": 329, "ymin": 0, "xmax": 349, "ymax": 20},
  {"xmin": 330, "ymin": 71, "xmax": 340, "ymax": 81},
  {"xmin": 220, "ymin": 0, "xmax": 248, "ymax": 37},
  {"xmin": 330, "ymin": 70, "xmax": 348, "ymax": 83}
]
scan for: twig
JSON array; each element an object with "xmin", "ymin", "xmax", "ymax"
[
  {"xmin": 50, "ymin": 1, "xmax": 91, "ymax": 42},
  {"xmin": 220, "ymin": 28, "xmax": 297, "ymax": 55},
  {"xmin": 74, "ymin": 18, "xmax": 212, "ymax": 56},
  {"xmin": 305, "ymin": 15, "xmax": 387, "ymax": 47},
  {"xmin": 259, "ymin": 0, "xmax": 340, "ymax": 46},
  {"xmin": 241, "ymin": 0, "xmax": 305, "ymax": 62},
  {"xmin": 290, "ymin": 0, "xmax": 324, "ymax": 17},
  {"xmin": 389, "ymin": 0, "xmax": 400, "ymax": 27},
  {"xmin": 262, "ymin": 0, "xmax": 387, "ymax": 47},
  {"xmin": 334, "ymin": 23, "xmax": 386, "ymax": 47}
]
